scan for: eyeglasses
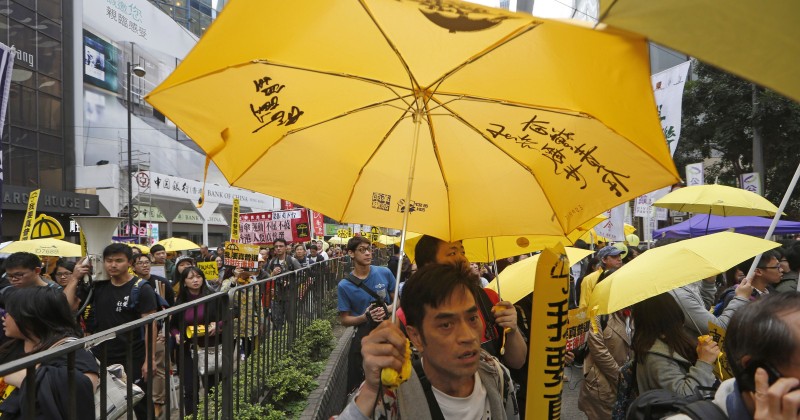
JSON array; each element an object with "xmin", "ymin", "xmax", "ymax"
[
  {"xmin": 136, "ymin": 261, "xmax": 152, "ymax": 266},
  {"xmin": 55, "ymin": 271, "xmax": 72, "ymax": 278},
  {"xmin": 356, "ymin": 246, "xmax": 371, "ymax": 254},
  {"xmin": 6, "ymin": 271, "xmax": 33, "ymax": 280},
  {"xmin": 759, "ymin": 265, "xmax": 782, "ymax": 270}
]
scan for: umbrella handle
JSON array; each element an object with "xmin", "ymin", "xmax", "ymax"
[
  {"xmin": 499, "ymin": 327, "xmax": 512, "ymax": 355},
  {"xmin": 390, "ymin": 103, "xmax": 424, "ymax": 324}
]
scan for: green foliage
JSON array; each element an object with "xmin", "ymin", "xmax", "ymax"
[{"xmin": 675, "ymin": 59, "xmax": 800, "ymax": 218}]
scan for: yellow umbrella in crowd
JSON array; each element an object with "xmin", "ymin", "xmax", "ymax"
[
  {"xmin": 578, "ymin": 223, "xmax": 637, "ymax": 244},
  {"xmin": 653, "ymin": 184, "xmax": 780, "ymax": 217},
  {"xmin": 327, "ymin": 236, "xmax": 351, "ymax": 246},
  {"xmin": 598, "ymin": 0, "xmax": 800, "ymax": 102},
  {"xmin": 146, "ymin": 0, "xmax": 680, "ymax": 243},
  {"xmin": 155, "ymin": 237, "xmax": 200, "ymax": 252},
  {"xmin": 0, "ymin": 238, "xmax": 83, "ymax": 258},
  {"xmin": 485, "ymin": 247, "xmax": 594, "ymax": 304},
  {"xmin": 127, "ymin": 243, "xmax": 151, "ymax": 254},
  {"xmin": 588, "ymin": 232, "xmax": 779, "ymax": 315},
  {"xmin": 463, "ymin": 216, "xmax": 607, "ymax": 263}
]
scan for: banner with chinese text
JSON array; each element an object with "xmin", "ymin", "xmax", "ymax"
[{"xmin": 239, "ymin": 209, "xmax": 312, "ymax": 244}]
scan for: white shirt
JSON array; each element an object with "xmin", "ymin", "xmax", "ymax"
[{"xmin": 432, "ymin": 372, "xmax": 491, "ymax": 420}]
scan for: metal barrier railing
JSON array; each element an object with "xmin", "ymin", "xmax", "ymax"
[{"xmin": 0, "ymin": 251, "xmax": 392, "ymax": 420}]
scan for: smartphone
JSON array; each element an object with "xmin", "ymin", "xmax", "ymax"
[{"xmin": 738, "ymin": 361, "xmax": 782, "ymax": 392}]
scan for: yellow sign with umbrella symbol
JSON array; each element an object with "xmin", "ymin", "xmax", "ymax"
[{"xmin": 146, "ymin": 0, "xmax": 679, "ymax": 242}]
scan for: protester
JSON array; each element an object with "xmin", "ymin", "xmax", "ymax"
[
  {"xmin": 706, "ymin": 291, "xmax": 800, "ymax": 418},
  {"xmin": 294, "ymin": 243, "xmax": 311, "ymax": 268},
  {"xmin": 171, "ymin": 266, "xmax": 222, "ymax": 416},
  {"xmin": 336, "ymin": 263, "xmax": 519, "ymax": 419},
  {"xmin": 632, "ymin": 292, "xmax": 719, "ymax": 396},
  {"xmin": 85, "ymin": 243, "xmax": 157, "ymax": 420},
  {"xmin": 132, "ymin": 253, "xmax": 174, "ymax": 419},
  {"xmin": 0, "ymin": 287, "xmax": 98, "ymax": 419},
  {"xmin": 406, "ymin": 235, "xmax": 527, "ymax": 369},
  {"xmin": 337, "ymin": 236, "xmax": 395, "ymax": 392},
  {"xmin": 150, "ymin": 244, "xmax": 175, "ymax": 284},
  {"xmin": 308, "ymin": 244, "xmax": 324, "ymax": 263},
  {"xmin": 220, "ymin": 266, "xmax": 262, "ymax": 359},
  {"xmin": 266, "ymin": 238, "xmax": 300, "ymax": 330},
  {"xmin": 717, "ymin": 251, "xmax": 783, "ymax": 313},
  {"xmin": 578, "ymin": 273, "xmax": 634, "ymax": 419},
  {"xmin": 387, "ymin": 244, "xmax": 412, "ymax": 283},
  {"xmin": 198, "ymin": 245, "xmax": 215, "ymax": 262},
  {"xmin": 776, "ymin": 243, "xmax": 799, "ymax": 293},
  {"xmin": 1, "ymin": 252, "xmax": 62, "ymax": 291},
  {"xmin": 579, "ymin": 245, "xmax": 623, "ymax": 307},
  {"xmin": 53, "ymin": 260, "xmax": 75, "ymax": 288}
]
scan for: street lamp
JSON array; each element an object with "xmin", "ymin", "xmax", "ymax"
[{"xmin": 127, "ymin": 62, "xmax": 146, "ymax": 239}]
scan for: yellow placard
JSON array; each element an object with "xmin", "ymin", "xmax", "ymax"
[
  {"xmin": 231, "ymin": 198, "xmax": 240, "ymax": 240},
  {"xmin": 565, "ymin": 307, "xmax": 590, "ymax": 352},
  {"xmin": 527, "ymin": 243, "xmax": 570, "ymax": 419},
  {"xmin": 19, "ymin": 189, "xmax": 40, "ymax": 240},
  {"xmin": 80, "ymin": 230, "xmax": 88, "ymax": 258},
  {"xmin": 708, "ymin": 321, "xmax": 734, "ymax": 381},
  {"xmin": 198, "ymin": 261, "xmax": 219, "ymax": 280},
  {"xmin": 223, "ymin": 241, "xmax": 259, "ymax": 268},
  {"xmin": 30, "ymin": 214, "xmax": 65, "ymax": 240},
  {"xmin": 337, "ymin": 228, "xmax": 352, "ymax": 238}
]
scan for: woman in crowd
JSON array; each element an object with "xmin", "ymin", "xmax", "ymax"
[
  {"xmin": 171, "ymin": 266, "xmax": 222, "ymax": 416},
  {"xmin": 0, "ymin": 287, "xmax": 98, "ymax": 419},
  {"xmin": 219, "ymin": 266, "xmax": 262, "ymax": 359},
  {"xmin": 632, "ymin": 292, "xmax": 719, "ymax": 396},
  {"xmin": 53, "ymin": 260, "xmax": 75, "ymax": 288}
]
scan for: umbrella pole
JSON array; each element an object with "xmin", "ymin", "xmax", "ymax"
[
  {"xmin": 745, "ymin": 161, "xmax": 800, "ymax": 279},
  {"xmin": 390, "ymin": 104, "xmax": 424, "ymax": 323},
  {"xmin": 490, "ymin": 237, "xmax": 501, "ymax": 298},
  {"xmin": 704, "ymin": 210, "xmax": 711, "ymax": 235}
]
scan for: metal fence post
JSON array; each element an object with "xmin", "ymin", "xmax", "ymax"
[{"xmin": 221, "ymin": 292, "xmax": 234, "ymax": 419}]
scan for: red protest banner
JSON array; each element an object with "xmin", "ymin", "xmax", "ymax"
[{"xmin": 239, "ymin": 209, "xmax": 311, "ymax": 245}]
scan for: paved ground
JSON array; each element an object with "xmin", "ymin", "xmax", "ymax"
[{"xmin": 562, "ymin": 364, "xmax": 589, "ymax": 420}]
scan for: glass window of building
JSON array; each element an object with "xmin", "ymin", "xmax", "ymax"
[
  {"xmin": 39, "ymin": 151, "xmax": 63, "ymax": 189},
  {"xmin": 37, "ymin": 92, "xmax": 61, "ymax": 135},
  {"xmin": 7, "ymin": 145, "xmax": 38, "ymax": 187},
  {"xmin": 38, "ymin": 33, "xmax": 61, "ymax": 80},
  {"xmin": 38, "ymin": 132, "xmax": 61, "ymax": 154},
  {"xmin": 9, "ymin": 84, "xmax": 37, "ymax": 130},
  {"xmin": 38, "ymin": 0, "xmax": 61, "ymax": 23},
  {"xmin": 38, "ymin": 17, "xmax": 60, "ymax": 40}
]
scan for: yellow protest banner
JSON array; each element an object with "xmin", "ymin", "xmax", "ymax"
[
  {"xmin": 337, "ymin": 228, "xmax": 352, "ymax": 238},
  {"xmin": 565, "ymin": 306, "xmax": 590, "ymax": 353},
  {"xmin": 198, "ymin": 262, "xmax": 219, "ymax": 281},
  {"xmin": 19, "ymin": 189, "xmax": 40, "ymax": 240},
  {"xmin": 223, "ymin": 241, "xmax": 259, "ymax": 268},
  {"xmin": 231, "ymin": 198, "xmax": 240, "ymax": 240},
  {"xmin": 708, "ymin": 321, "xmax": 734, "ymax": 381},
  {"xmin": 527, "ymin": 243, "xmax": 570, "ymax": 419}
]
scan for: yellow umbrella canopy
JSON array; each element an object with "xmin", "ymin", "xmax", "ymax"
[
  {"xmin": 598, "ymin": 0, "xmax": 800, "ymax": 102},
  {"xmin": 652, "ymin": 184, "xmax": 780, "ymax": 217},
  {"xmin": 127, "ymin": 243, "xmax": 151, "ymax": 254},
  {"xmin": 463, "ymin": 216, "xmax": 607, "ymax": 263},
  {"xmin": 156, "ymin": 238, "xmax": 200, "ymax": 252},
  {"xmin": 588, "ymin": 232, "xmax": 779, "ymax": 315},
  {"xmin": 0, "ymin": 238, "xmax": 82, "ymax": 257},
  {"xmin": 147, "ymin": 0, "xmax": 679, "ymax": 242},
  {"xmin": 485, "ymin": 247, "xmax": 594, "ymax": 303},
  {"xmin": 327, "ymin": 236, "xmax": 352, "ymax": 246},
  {"xmin": 578, "ymin": 223, "xmax": 637, "ymax": 244}
]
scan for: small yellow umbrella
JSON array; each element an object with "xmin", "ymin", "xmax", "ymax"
[
  {"xmin": 156, "ymin": 238, "xmax": 200, "ymax": 252},
  {"xmin": 485, "ymin": 247, "xmax": 594, "ymax": 304},
  {"xmin": 127, "ymin": 243, "xmax": 151, "ymax": 254},
  {"xmin": 463, "ymin": 216, "xmax": 607, "ymax": 263},
  {"xmin": 598, "ymin": 0, "xmax": 800, "ymax": 102},
  {"xmin": 327, "ymin": 236, "xmax": 352, "ymax": 246},
  {"xmin": 588, "ymin": 232, "xmax": 779, "ymax": 315},
  {"xmin": 0, "ymin": 238, "xmax": 82, "ymax": 257},
  {"xmin": 652, "ymin": 184, "xmax": 780, "ymax": 217}
]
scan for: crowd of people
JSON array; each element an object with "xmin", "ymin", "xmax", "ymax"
[
  {"xmin": 0, "ymin": 237, "xmax": 337, "ymax": 419},
  {"xmin": 336, "ymin": 235, "xmax": 800, "ymax": 420}
]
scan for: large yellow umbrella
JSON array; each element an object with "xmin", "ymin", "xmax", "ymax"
[
  {"xmin": 127, "ymin": 243, "xmax": 151, "ymax": 254},
  {"xmin": 327, "ymin": 236, "xmax": 352, "ymax": 246},
  {"xmin": 146, "ymin": 0, "xmax": 679, "ymax": 242},
  {"xmin": 0, "ymin": 238, "xmax": 82, "ymax": 257},
  {"xmin": 588, "ymin": 232, "xmax": 779, "ymax": 315},
  {"xmin": 156, "ymin": 238, "xmax": 200, "ymax": 252},
  {"xmin": 598, "ymin": 0, "xmax": 800, "ymax": 102},
  {"xmin": 652, "ymin": 184, "xmax": 779, "ymax": 217},
  {"xmin": 578, "ymin": 223, "xmax": 637, "ymax": 244},
  {"xmin": 485, "ymin": 247, "xmax": 594, "ymax": 304}
]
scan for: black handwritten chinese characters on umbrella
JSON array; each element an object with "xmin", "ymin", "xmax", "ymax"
[
  {"xmin": 249, "ymin": 75, "xmax": 304, "ymax": 133},
  {"xmin": 486, "ymin": 116, "xmax": 631, "ymax": 197}
]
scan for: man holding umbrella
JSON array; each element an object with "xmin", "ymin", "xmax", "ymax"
[{"xmin": 579, "ymin": 246, "xmax": 624, "ymax": 308}]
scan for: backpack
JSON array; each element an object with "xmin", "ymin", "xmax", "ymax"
[
  {"xmin": 713, "ymin": 288, "xmax": 736, "ymax": 316},
  {"xmin": 625, "ymin": 388, "xmax": 726, "ymax": 420},
  {"xmin": 129, "ymin": 277, "xmax": 170, "ymax": 311}
]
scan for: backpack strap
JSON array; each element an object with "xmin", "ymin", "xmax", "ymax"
[
  {"xmin": 475, "ymin": 289, "xmax": 499, "ymax": 343},
  {"xmin": 345, "ymin": 273, "xmax": 385, "ymax": 304},
  {"xmin": 412, "ymin": 356, "xmax": 445, "ymax": 420}
]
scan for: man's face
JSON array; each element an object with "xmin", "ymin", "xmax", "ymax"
[
  {"xmin": 259, "ymin": 249, "xmax": 269, "ymax": 259},
  {"xmin": 434, "ymin": 241, "xmax": 467, "ymax": 266},
  {"xmin": 153, "ymin": 250, "xmax": 167, "ymax": 263},
  {"xmin": 295, "ymin": 246, "xmax": 306, "ymax": 259},
  {"xmin": 133, "ymin": 257, "xmax": 152, "ymax": 277},
  {"xmin": 779, "ymin": 256, "xmax": 791, "ymax": 274},
  {"xmin": 104, "ymin": 253, "xmax": 131, "ymax": 278},
  {"xmin": 201, "ymin": 246, "xmax": 209, "ymax": 256},
  {"xmin": 407, "ymin": 286, "xmax": 482, "ymax": 385},
  {"xmin": 349, "ymin": 242, "xmax": 372, "ymax": 266},
  {"xmin": 759, "ymin": 257, "xmax": 784, "ymax": 285},
  {"xmin": 310, "ymin": 248, "xmax": 318, "ymax": 257},
  {"xmin": 603, "ymin": 254, "xmax": 623, "ymax": 269},
  {"xmin": 5, "ymin": 265, "xmax": 41, "ymax": 288},
  {"xmin": 274, "ymin": 242, "xmax": 286, "ymax": 257}
]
